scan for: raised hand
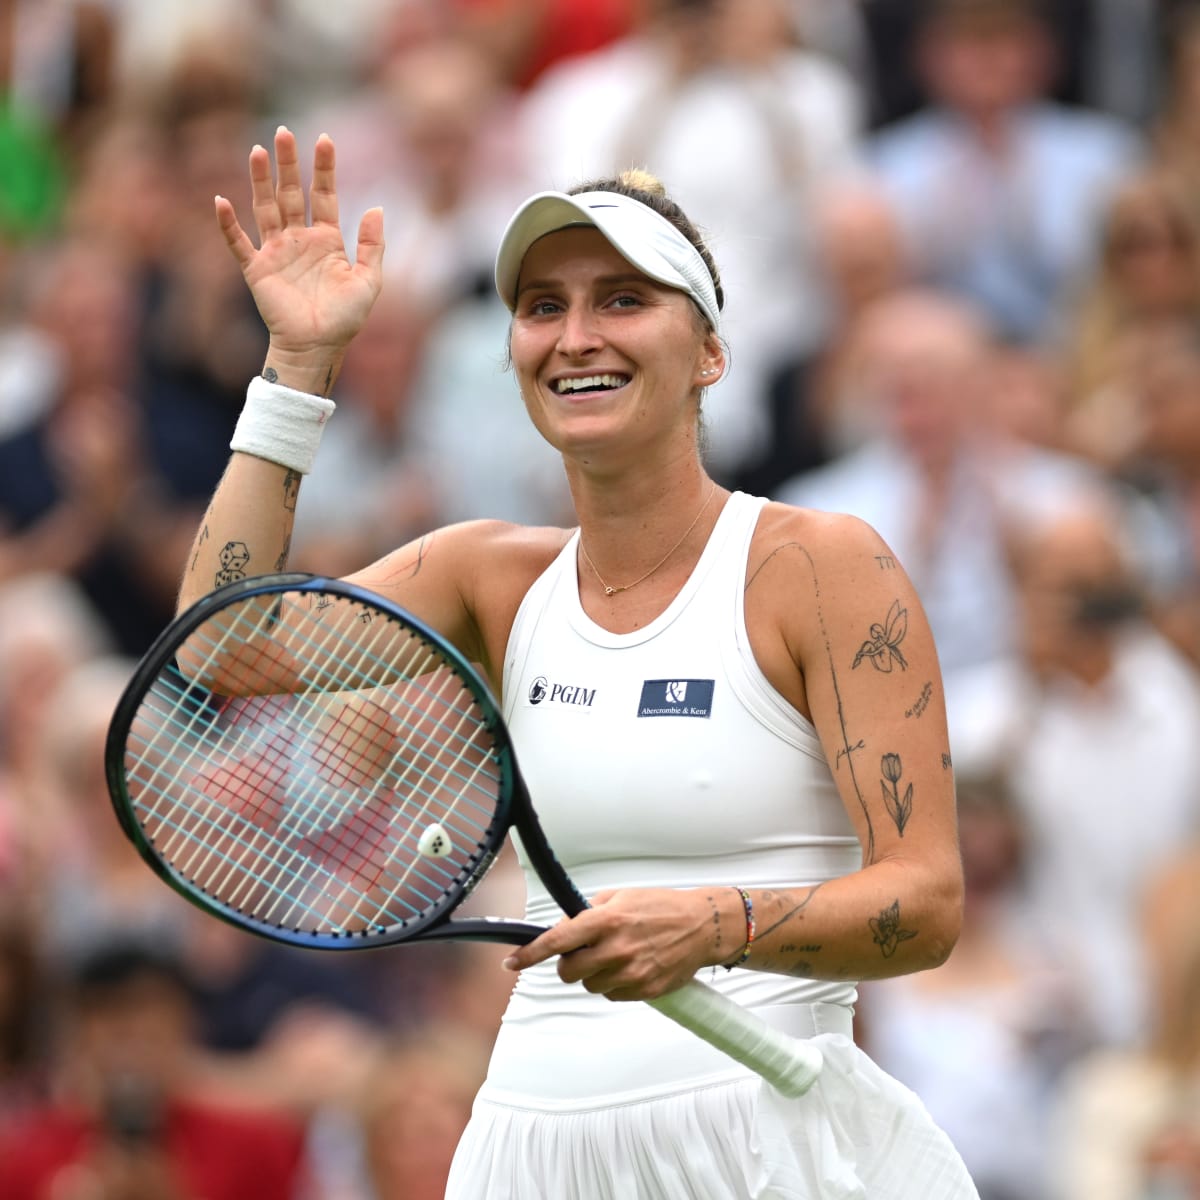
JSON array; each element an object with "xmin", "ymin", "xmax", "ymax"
[{"xmin": 215, "ymin": 127, "xmax": 384, "ymax": 394}]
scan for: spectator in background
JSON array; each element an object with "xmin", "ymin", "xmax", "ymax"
[
  {"xmin": 355, "ymin": 1023, "xmax": 492, "ymax": 1200},
  {"xmin": 0, "ymin": 943, "xmax": 309, "ymax": 1200},
  {"xmin": 0, "ymin": 575, "xmax": 112, "ymax": 917},
  {"xmin": 1151, "ymin": 3, "xmax": 1200, "ymax": 230},
  {"xmin": 0, "ymin": 237, "xmax": 200, "ymax": 653},
  {"xmin": 737, "ymin": 175, "xmax": 912, "ymax": 496},
  {"xmin": 29, "ymin": 655, "xmax": 201, "ymax": 970},
  {"xmin": 0, "ymin": 0, "xmax": 114, "ymax": 239},
  {"xmin": 1050, "ymin": 842, "xmax": 1200, "ymax": 1199},
  {"xmin": 775, "ymin": 288, "xmax": 1102, "ymax": 689},
  {"xmin": 517, "ymin": 0, "xmax": 865, "ymax": 477},
  {"xmin": 867, "ymin": 0, "xmax": 1142, "ymax": 345},
  {"xmin": 1058, "ymin": 170, "xmax": 1200, "ymax": 471},
  {"xmin": 1120, "ymin": 320, "xmax": 1200, "ymax": 668},
  {"xmin": 859, "ymin": 0, "xmax": 1164, "ymax": 130},
  {"xmin": 953, "ymin": 501, "xmax": 1200, "ymax": 1048},
  {"xmin": 0, "ymin": 920, "xmax": 48, "ymax": 1131},
  {"xmin": 859, "ymin": 771, "xmax": 1085, "ymax": 1200},
  {"xmin": 132, "ymin": 50, "xmax": 271, "ymax": 510},
  {"xmin": 457, "ymin": 0, "xmax": 641, "ymax": 91}
]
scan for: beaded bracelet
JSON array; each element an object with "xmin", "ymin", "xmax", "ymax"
[{"xmin": 724, "ymin": 886, "xmax": 756, "ymax": 970}]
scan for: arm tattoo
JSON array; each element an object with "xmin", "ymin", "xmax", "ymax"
[
  {"xmin": 383, "ymin": 534, "xmax": 432, "ymax": 583},
  {"xmin": 706, "ymin": 892, "xmax": 724, "ymax": 959},
  {"xmin": 263, "ymin": 367, "xmax": 279, "ymax": 383},
  {"xmin": 283, "ymin": 471, "xmax": 300, "ymax": 512},
  {"xmin": 748, "ymin": 543, "xmax": 876, "ymax": 863},
  {"xmin": 753, "ymin": 885, "xmax": 826, "ymax": 976},
  {"xmin": 215, "ymin": 540, "xmax": 250, "ymax": 586},
  {"xmin": 869, "ymin": 899, "xmax": 918, "ymax": 958},
  {"xmin": 190, "ymin": 525, "xmax": 210, "ymax": 573},
  {"xmin": 880, "ymin": 753, "xmax": 913, "ymax": 835},
  {"xmin": 851, "ymin": 600, "xmax": 908, "ymax": 673},
  {"xmin": 274, "ymin": 534, "xmax": 291, "ymax": 572},
  {"xmin": 905, "ymin": 681, "xmax": 933, "ymax": 719}
]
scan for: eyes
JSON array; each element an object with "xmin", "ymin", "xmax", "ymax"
[{"xmin": 522, "ymin": 291, "xmax": 646, "ymax": 318}]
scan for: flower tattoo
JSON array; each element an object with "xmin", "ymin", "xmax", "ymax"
[
  {"xmin": 869, "ymin": 899, "xmax": 917, "ymax": 958},
  {"xmin": 880, "ymin": 752, "xmax": 913, "ymax": 835}
]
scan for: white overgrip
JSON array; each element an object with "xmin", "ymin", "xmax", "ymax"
[{"xmin": 647, "ymin": 979, "xmax": 824, "ymax": 1099}]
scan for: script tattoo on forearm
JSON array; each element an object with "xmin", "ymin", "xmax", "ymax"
[
  {"xmin": 274, "ymin": 534, "xmax": 291, "ymax": 572},
  {"xmin": 215, "ymin": 540, "xmax": 250, "ymax": 586},
  {"xmin": 869, "ymin": 899, "xmax": 917, "ymax": 958},
  {"xmin": 880, "ymin": 753, "xmax": 913, "ymax": 835},
  {"xmin": 851, "ymin": 600, "xmax": 908, "ymax": 673},
  {"xmin": 749, "ymin": 885, "xmax": 829, "ymax": 976}
]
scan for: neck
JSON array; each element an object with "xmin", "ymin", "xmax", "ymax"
[{"xmin": 571, "ymin": 460, "xmax": 721, "ymax": 599}]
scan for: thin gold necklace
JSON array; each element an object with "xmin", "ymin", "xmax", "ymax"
[{"xmin": 579, "ymin": 481, "xmax": 718, "ymax": 597}]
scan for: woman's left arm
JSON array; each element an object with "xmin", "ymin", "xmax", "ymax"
[{"xmin": 723, "ymin": 504, "xmax": 964, "ymax": 983}]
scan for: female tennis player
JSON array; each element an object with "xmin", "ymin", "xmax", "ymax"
[{"xmin": 192, "ymin": 127, "xmax": 978, "ymax": 1197}]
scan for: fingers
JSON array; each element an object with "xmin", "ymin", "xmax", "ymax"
[
  {"xmin": 355, "ymin": 207, "xmax": 385, "ymax": 283},
  {"xmin": 502, "ymin": 917, "xmax": 586, "ymax": 972},
  {"xmin": 309, "ymin": 132, "xmax": 340, "ymax": 227},
  {"xmin": 214, "ymin": 195, "xmax": 257, "ymax": 271},
  {"xmin": 273, "ymin": 126, "xmax": 307, "ymax": 228},
  {"xmin": 248, "ymin": 141, "xmax": 282, "ymax": 242}
]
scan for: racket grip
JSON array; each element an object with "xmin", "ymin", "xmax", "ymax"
[{"xmin": 647, "ymin": 979, "xmax": 824, "ymax": 1099}]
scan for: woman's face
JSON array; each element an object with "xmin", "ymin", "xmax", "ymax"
[
  {"xmin": 1104, "ymin": 194, "xmax": 1200, "ymax": 315},
  {"xmin": 508, "ymin": 227, "xmax": 721, "ymax": 464}
]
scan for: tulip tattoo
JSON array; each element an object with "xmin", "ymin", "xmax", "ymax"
[{"xmin": 881, "ymin": 752, "xmax": 912, "ymax": 835}]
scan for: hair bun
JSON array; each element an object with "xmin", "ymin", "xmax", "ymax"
[{"xmin": 618, "ymin": 167, "xmax": 667, "ymax": 198}]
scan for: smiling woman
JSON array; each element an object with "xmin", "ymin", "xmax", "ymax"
[{"xmin": 173, "ymin": 129, "xmax": 980, "ymax": 1198}]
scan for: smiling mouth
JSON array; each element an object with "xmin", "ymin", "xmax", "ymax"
[{"xmin": 553, "ymin": 373, "xmax": 631, "ymax": 395}]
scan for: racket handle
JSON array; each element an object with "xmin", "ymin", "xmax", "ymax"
[{"xmin": 647, "ymin": 979, "xmax": 825, "ymax": 1099}]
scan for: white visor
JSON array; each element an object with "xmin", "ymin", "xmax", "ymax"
[{"xmin": 494, "ymin": 190, "xmax": 721, "ymax": 334}]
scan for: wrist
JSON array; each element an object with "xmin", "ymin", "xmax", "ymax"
[
  {"xmin": 230, "ymin": 374, "xmax": 335, "ymax": 474},
  {"xmin": 261, "ymin": 345, "xmax": 347, "ymax": 397},
  {"xmin": 721, "ymin": 887, "xmax": 756, "ymax": 971}
]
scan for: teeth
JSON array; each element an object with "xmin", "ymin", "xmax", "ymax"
[{"xmin": 555, "ymin": 374, "xmax": 628, "ymax": 394}]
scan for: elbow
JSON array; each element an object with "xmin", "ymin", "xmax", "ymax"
[{"xmin": 923, "ymin": 866, "xmax": 965, "ymax": 970}]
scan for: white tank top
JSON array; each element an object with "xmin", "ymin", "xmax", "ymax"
[{"xmin": 484, "ymin": 491, "xmax": 861, "ymax": 1109}]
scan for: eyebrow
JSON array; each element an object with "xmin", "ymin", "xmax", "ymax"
[{"xmin": 516, "ymin": 272, "xmax": 656, "ymax": 298}]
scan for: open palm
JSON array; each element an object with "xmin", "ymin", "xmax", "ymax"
[{"xmin": 215, "ymin": 128, "xmax": 384, "ymax": 361}]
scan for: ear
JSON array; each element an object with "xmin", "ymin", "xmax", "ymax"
[{"xmin": 695, "ymin": 334, "xmax": 726, "ymax": 388}]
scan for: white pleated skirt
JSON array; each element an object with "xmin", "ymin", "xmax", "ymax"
[{"xmin": 445, "ymin": 1034, "xmax": 979, "ymax": 1200}]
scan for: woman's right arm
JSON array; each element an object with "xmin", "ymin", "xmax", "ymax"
[{"xmin": 177, "ymin": 127, "xmax": 384, "ymax": 615}]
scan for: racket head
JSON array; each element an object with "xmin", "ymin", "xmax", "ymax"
[{"xmin": 104, "ymin": 573, "xmax": 519, "ymax": 949}]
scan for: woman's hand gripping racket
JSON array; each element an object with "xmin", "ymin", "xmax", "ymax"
[{"xmin": 104, "ymin": 574, "xmax": 824, "ymax": 1098}]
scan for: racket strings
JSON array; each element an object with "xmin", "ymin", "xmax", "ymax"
[{"xmin": 125, "ymin": 591, "xmax": 505, "ymax": 936}]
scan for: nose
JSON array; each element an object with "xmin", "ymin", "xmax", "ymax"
[{"xmin": 555, "ymin": 302, "xmax": 603, "ymax": 359}]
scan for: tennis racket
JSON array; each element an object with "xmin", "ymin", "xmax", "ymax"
[{"xmin": 104, "ymin": 573, "xmax": 824, "ymax": 1098}]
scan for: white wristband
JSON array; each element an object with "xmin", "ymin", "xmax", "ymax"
[{"xmin": 230, "ymin": 375, "xmax": 336, "ymax": 475}]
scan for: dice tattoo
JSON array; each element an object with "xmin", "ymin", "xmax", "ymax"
[{"xmin": 215, "ymin": 541, "xmax": 250, "ymax": 586}]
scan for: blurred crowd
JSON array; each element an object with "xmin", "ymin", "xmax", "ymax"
[{"xmin": 1, "ymin": 0, "xmax": 1199, "ymax": 1196}]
